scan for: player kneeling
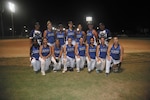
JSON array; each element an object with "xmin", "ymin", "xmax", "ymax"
[
  {"xmin": 105, "ymin": 36, "xmax": 123, "ymax": 76},
  {"xmin": 51, "ymin": 39, "xmax": 63, "ymax": 72}
]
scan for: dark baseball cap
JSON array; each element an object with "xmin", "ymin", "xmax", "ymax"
[{"xmin": 35, "ymin": 22, "xmax": 40, "ymax": 26}]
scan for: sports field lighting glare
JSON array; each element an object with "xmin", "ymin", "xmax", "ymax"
[
  {"xmin": 8, "ymin": 2, "xmax": 15, "ymax": 37},
  {"xmin": 86, "ymin": 16, "xmax": 92, "ymax": 22}
]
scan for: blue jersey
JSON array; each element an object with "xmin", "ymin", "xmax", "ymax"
[
  {"xmin": 99, "ymin": 44, "xmax": 107, "ymax": 58},
  {"xmin": 66, "ymin": 45, "xmax": 75, "ymax": 58},
  {"xmin": 56, "ymin": 31, "xmax": 65, "ymax": 46},
  {"xmin": 42, "ymin": 45, "xmax": 50, "ymax": 56},
  {"xmin": 31, "ymin": 46, "xmax": 39, "ymax": 60},
  {"xmin": 76, "ymin": 31, "xmax": 83, "ymax": 43},
  {"xmin": 110, "ymin": 44, "xmax": 120, "ymax": 60},
  {"xmin": 89, "ymin": 45, "xmax": 96, "ymax": 59},
  {"xmin": 46, "ymin": 30, "xmax": 55, "ymax": 44},
  {"xmin": 67, "ymin": 29, "xmax": 75, "ymax": 40},
  {"xmin": 78, "ymin": 44, "xmax": 86, "ymax": 56},
  {"xmin": 54, "ymin": 46, "xmax": 61, "ymax": 57},
  {"xmin": 86, "ymin": 30, "xmax": 93, "ymax": 44}
]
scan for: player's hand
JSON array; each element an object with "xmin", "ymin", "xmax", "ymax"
[{"xmin": 107, "ymin": 56, "xmax": 111, "ymax": 61}]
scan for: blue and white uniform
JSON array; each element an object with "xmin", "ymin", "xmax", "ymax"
[
  {"xmin": 76, "ymin": 31, "xmax": 83, "ymax": 43},
  {"xmin": 96, "ymin": 44, "xmax": 108, "ymax": 71},
  {"xmin": 51, "ymin": 45, "xmax": 62, "ymax": 71},
  {"xmin": 66, "ymin": 29, "xmax": 76, "ymax": 45},
  {"xmin": 39, "ymin": 45, "xmax": 51, "ymax": 75},
  {"xmin": 76, "ymin": 44, "xmax": 86, "ymax": 72},
  {"xmin": 29, "ymin": 30, "xmax": 42, "ymax": 45},
  {"xmin": 63, "ymin": 44, "xmax": 75, "ymax": 72},
  {"xmin": 105, "ymin": 44, "xmax": 121, "ymax": 73},
  {"xmin": 86, "ymin": 29, "xmax": 97, "ymax": 45},
  {"xmin": 56, "ymin": 31, "xmax": 65, "ymax": 46},
  {"xmin": 86, "ymin": 44, "xmax": 96, "ymax": 72},
  {"xmin": 30, "ymin": 45, "xmax": 40, "ymax": 72},
  {"xmin": 46, "ymin": 30, "xmax": 55, "ymax": 46}
]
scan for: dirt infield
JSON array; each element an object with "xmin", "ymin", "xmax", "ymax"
[{"xmin": 0, "ymin": 38, "xmax": 150, "ymax": 57}]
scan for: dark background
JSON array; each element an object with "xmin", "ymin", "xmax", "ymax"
[{"xmin": 0, "ymin": 0, "xmax": 150, "ymax": 37}]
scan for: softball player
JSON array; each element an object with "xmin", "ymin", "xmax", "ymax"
[
  {"xmin": 105, "ymin": 36, "xmax": 123, "ymax": 76},
  {"xmin": 97, "ymin": 23, "xmax": 112, "ymax": 46},
  {"xmin": 39, "ymin": 38, "xmax": 52, "ymax": 75},
  {"xmin": 62, "ymin": 38, "xmax": 75, "ymax": 73},
  {"xmin": 96, "ymin": 37, "xmax": 108, "ymax": 73},
  {"xmin": 56, "ymin": 24, "xmax": 66, "ymax": 47},
  {"xmin": 30, "ymin": 38, "xmax": 41, "ymax": 73},
  {"xmin": 65, "ymin": 21, "xmax": 76, "ymax": 45},
  {"xmin": 51, "ymin": 39, "xmax": 63, "ymax": 72},
  {"xmin": 29, "ymin": 22, "xmax": 42, "ymax": 45},
  {"xmin": 86, "ymin": 37, "xmax": 97, "ymax": 73},
  {"xmin": 86, "ymin": 22, "xmax": 98, "ymax": 46},
  {"xmin": 43, "ymin": 20, "xmax": 55, "ymax": 46},
  {"xmin": 75, "ymin": 37, "xmax": 86, "ymax": 72},
  {"xmin": 75, "ymin": 24, "xmax": 86, "ymax": 44}
]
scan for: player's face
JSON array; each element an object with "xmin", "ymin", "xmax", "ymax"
[
  {"xmin": 88, "ymin": 24, "xmax": 93, "ymax": 30},
  {"xmin": 35, "ymin": 25, "xmax": 40, "ymax": 30},
  {"xmin": 68, "ymin": 23, "xmax": 73, "ymax": 28},
  {"xmin": 79, "ymin": 38, "xmax": 83, "ymax": 44},
  {"xmin": 99, "ymin": 25, "xmax": 105, "ymax": 30},
  {"xmin": 43, "ymin": 38, "xmax": 48, "ymax": 44},
  {"xmin": 78, "ymin": 24, "xmax": 82, "ymax": 31},
  {"xmin": 47, "ymin": 23, "xmax": 52, "ymax": 29},
  {"xmin": 100, "ymin": 37, "xmax": 105, "ymax": 44},
  {"xmin": 68, "ymin": 38, "xmax": 72, "ymax": 45},
  {"xmin": 113, "ymin": 37, "xmax": 118, "ymax": 44},
  {"xmin": 90, "ymin": 38, "xmax": 94, "ymax": 45}
]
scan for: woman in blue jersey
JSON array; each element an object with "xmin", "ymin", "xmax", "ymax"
[
  {"xmin": 86, "ymin": 37, "xmax": 97, "ymax": 73},
  {"xmin": 62, "ymin": 38, "xmax": 75, "ymax": 73},
  {"xmin": 75, "ymin": 24, "xmax": 86, "ymax": 44},
  {"xmin": 39, "ymin": 38, "xmax": 52, "ymax": 75},
  {"xmin": 96, "ymin": 37, "xmax": 108, "ymax": 73},
  {"xmin": 43, "ymin": 20, "xmax": 55, "ymax": 46},
  {"xmin": 56, "ymin": 24, "xmax": 66, "ymax": 47},
  {"xmin": 30, "ymin": 38, "xmax": 40, "ymax": 73},
  {"xmin": 105, "ymin": 36, "xmax": 123, "ymax": 76},
  {"xmin": 51, "ymin": 39, "xmax": 63, "ymax": 72},
  {"xmin": 86, "ymin": 22, "xmax": 98, "ymax": 46},
  {"xmin": 75, "ymin": 37, "xmax": 86, "ymax": 72},
  {"xmin": 65, "ymin": 21, "xmax": 76, "ymax": 45}
]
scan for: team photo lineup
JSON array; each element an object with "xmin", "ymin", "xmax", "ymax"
[{"xmin": 29, "ymin": 20, "xmax": 124, "ymax": 76}]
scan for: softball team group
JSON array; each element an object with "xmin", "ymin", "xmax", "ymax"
[{"xmin": 29, "ymin": 20, "xmax": 123, "ymax": 76}]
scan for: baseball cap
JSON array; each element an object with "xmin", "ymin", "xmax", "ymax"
[
  {"xmin": 58, "ymin": 24, "xmax": 63, "ymax": 27},
  {"xmin": 35, "ymin": 22, "xmax": 40, "ymax": 26}
]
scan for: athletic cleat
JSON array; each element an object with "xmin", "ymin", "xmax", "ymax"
[
  {"xmin": 105, "ymin": 73, "xmax": 109, "ymax": 77},
  {"xmin": 77, "ymin": 70, "xmax": 80, "ymax": 73},
  {"xmin": 41, "ymin": 71, "xmax": 46, "ymax": 76},
  {"xmin": 96, "ymin": 69, "xmax": 100, "ymax": 73}
]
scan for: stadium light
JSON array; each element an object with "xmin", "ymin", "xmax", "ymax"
[
  {"xmin": 8, "ymin": 2, "xmax": 15, "ymax": 37},
  {"xmin": 86, "ymin": 16, "xmax": 92, "ymax": 22}
]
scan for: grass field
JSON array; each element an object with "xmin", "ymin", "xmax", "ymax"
[
  {"xmin": 0, "ymin": 53, "xmax": 150, "ymax": 100},
  {"xmin": 0, "ymin": 38, "xmax": 150, "ymax": 100}
]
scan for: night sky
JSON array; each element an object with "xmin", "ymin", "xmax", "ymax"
[{"xmin": 0, "ymin": 0, "xmax": 150, "ymax": 36}]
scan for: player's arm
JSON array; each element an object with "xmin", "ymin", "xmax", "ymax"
[
  {"xmin": 96, "ymin": 45, "xmax": 100, "ymax": 59},
  {"xmin": 51, "ymin": 45, "xmax": 56, "ymax": 59},
  {"xmin": 59, "ymin": 47, "xmax": 63, "ymax": 59},
  {"xmin": 120, "ymin": 45, "xmax": 123, "ymax": 62},
  {"xmin": 63, "ymin": 45, "xmax": 67, "ymax": 58},
  {"xmin": 107, "ymin": 44, "xmax": 112, "ymax": 61},
  {"xmin": 86, "ymin": 44, "xmax": 91, "ymax": 60},
  {"xmin": 29, "ymin": 45, "xmax": 33, "ymax": 58},
  {"xmin": 43, "ymin": 30, "xmax": 47, "ymax": 39},
  {"xmin": 75, "ymin": 44, "xmax": 79, "ymax": 57},
  {"xmin": 82, "ymin": 31, "xmax": 86, "ymax": 43},
  {"xmin": 39, "ymin": 45, "xmax": 43, "ymax": 58},
  {"xmin": 92, "ymin": 29, "xmax": 98, "ymax": 42},
  {"xmin": 46, "ymin": 46, "xmax": 52, "ymax": 59}
]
